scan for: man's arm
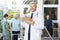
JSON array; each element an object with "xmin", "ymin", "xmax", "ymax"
[
  {"xmin": 21, "ymin": 16, "xmax": 34, "ymax": 25},
  {"xmin": 9, "ymin": 21, "xmax": 12, "ymax": 33},
  {"xmin": 33, "ymin": 13, "xmax": 44, "ymax": 30}
]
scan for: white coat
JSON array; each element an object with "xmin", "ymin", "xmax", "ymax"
[{"xmin": 21, "ymin": 11, "xmax": 44, "ymax": 40}]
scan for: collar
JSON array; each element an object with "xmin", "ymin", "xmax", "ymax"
[{"xmin": 30, "ymin": 10, "xmax": 38, "ymax": 16}]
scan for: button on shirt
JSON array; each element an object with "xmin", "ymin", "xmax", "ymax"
[{"xmin": 11, "ymin": 18, "xmax": 20, "ymax": 31}]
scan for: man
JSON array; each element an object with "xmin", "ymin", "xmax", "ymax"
[
  {"xmin": 21, "ymin": 2, "xmax": 44, "ymax": 40},
  {"xmin": 10, "ymin": 13, "xmax": 20, "ymax": 40},
  {"xmin": 2, "ymin": 14, "xmax": 11, "ymax": 40},
  {"xmin": 45, "ymin": 15, "xmax": 53, "ymax": 36}
]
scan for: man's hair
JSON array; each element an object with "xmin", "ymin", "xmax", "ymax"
[
  {"xmin": 3, "ymin": 14, "xmax": 8, "ymax": 17},
  {"xmin": 30, "ymin": 2, "xmax": 37, "ymax": 7}
]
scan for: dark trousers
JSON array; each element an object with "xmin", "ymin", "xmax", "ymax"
[
  {"xmin": 46, "ymin": 27, "xmax": 53, "ymax": 36},
  {"xmin": 12, "ymin": 31, "xmax": 20, "ymax": 40}
]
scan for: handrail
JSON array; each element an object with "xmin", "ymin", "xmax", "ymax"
[{"xmin": 44, "ymin": 26, "xmax": 53, "ymax": 40}]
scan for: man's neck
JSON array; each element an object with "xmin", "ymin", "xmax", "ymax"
[
  {"xmin": 4, "ymin": 18, "xmax": 7, "ymax": 20},
  {"xmin": 14, "ymin": 18, "xmax": 18, "ymax": 20},
  {"xmin": 31, "ymin": 10, "xmax": 36, "ymax": 13}
]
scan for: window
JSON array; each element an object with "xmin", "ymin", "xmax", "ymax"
[
  {"xmin": 44, "ymin": 0, "xmax": 58, "ymax": 4},
  {"xmin": 43, "ymin": 0, "xmax": 59, "ymax": 39}
]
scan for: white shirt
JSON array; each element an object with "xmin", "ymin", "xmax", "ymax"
[
  {"xmin": 21, "ymin": 10, "xmax": 44, "ymax": 40},
  {"xmin": 22, "ymin": 11, "xmax": 44, "ymax": 30}
]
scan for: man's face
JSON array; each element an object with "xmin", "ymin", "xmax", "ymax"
[
  {"xmin": 5, "ymin": 17, "xmax": 8, "ymax": 19},
  {"xmin": 13, "ymin": 14, "xmax": 18, "ymax": 19},
  {"xmin": 46, "ymin": 15, "xmax": 50, "ymax": 19},
  {"xmin": 30, "ymin": 4, "xmax": 37, "ymax": 12}
]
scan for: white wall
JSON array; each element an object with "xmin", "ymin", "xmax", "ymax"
[{"xmin": 58, "ymin": 0, "xmax": 60, "ymax": 38}]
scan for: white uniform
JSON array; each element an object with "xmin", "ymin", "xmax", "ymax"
[{"xmin": 21, "ymin": 11, "xmax": 44, "ymax": 40}]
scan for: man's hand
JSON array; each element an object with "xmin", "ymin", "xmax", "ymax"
[{"xmin": 30, "ymin": 21, "xmax": 35, "ymax": 26}]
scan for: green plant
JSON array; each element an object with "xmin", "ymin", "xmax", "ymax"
[{"xmin": 7, "ymin": 10, "xmax": 20, "ymax": 19}]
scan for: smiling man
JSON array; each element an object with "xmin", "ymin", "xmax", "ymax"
[{"xmin": 21, "ymin": 2, "xmax": 44, "ymax": 40}]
